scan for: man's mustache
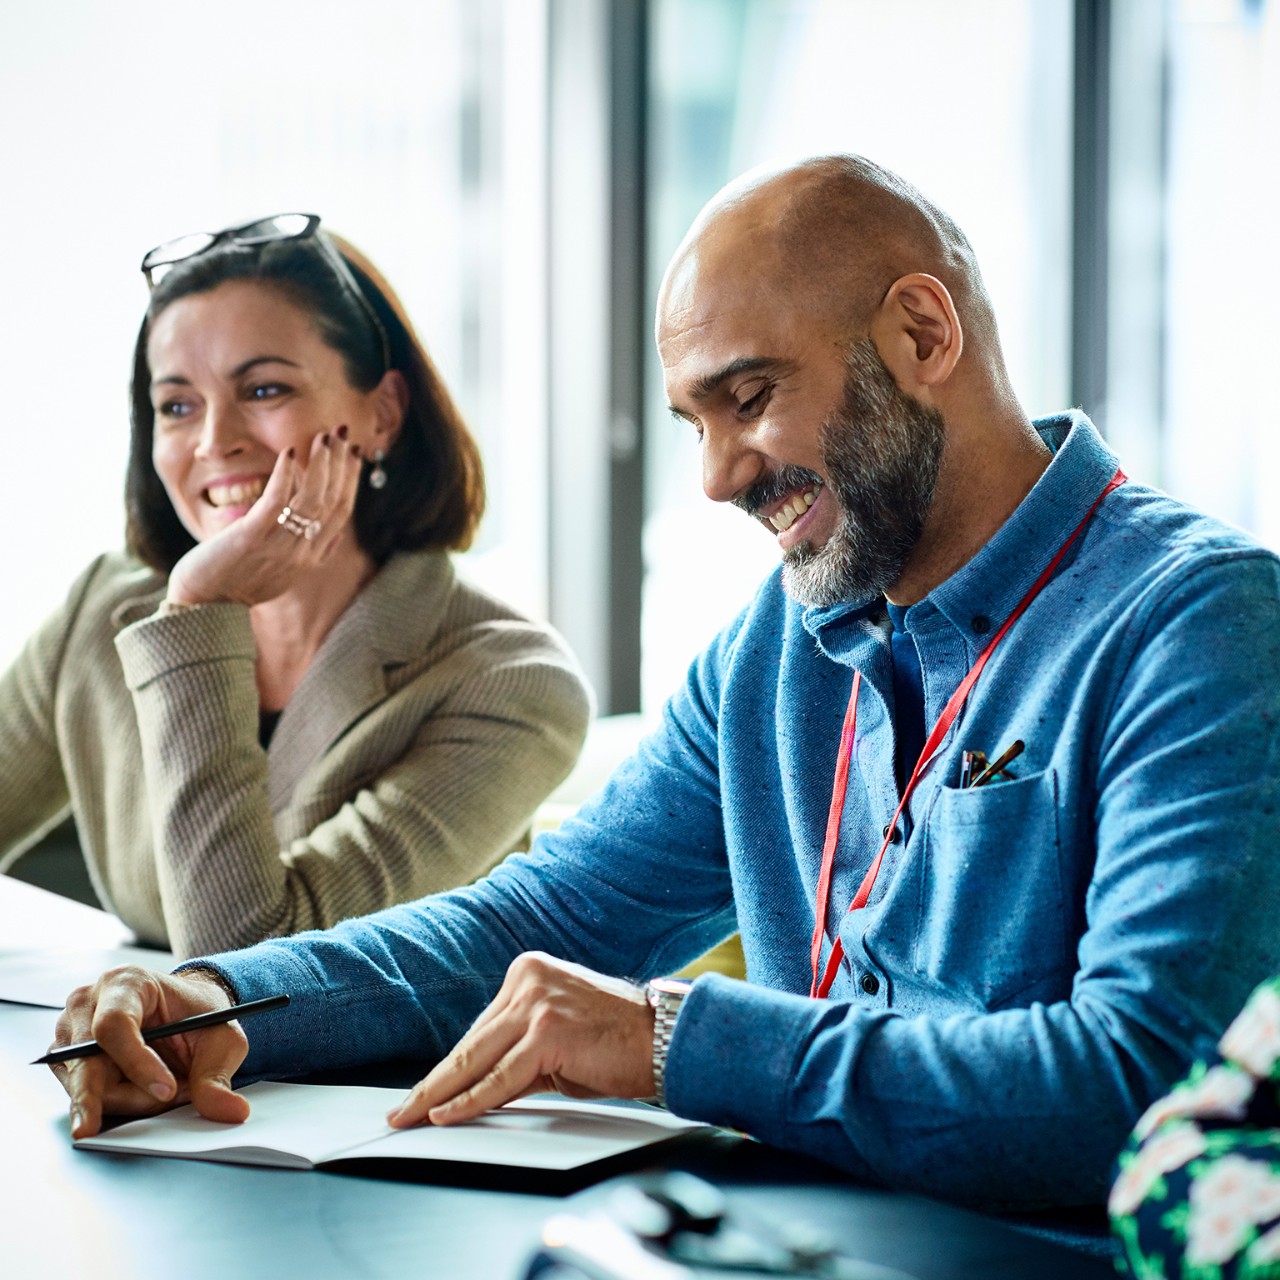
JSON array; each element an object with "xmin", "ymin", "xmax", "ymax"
[{"xmin": 732, "ymin": 465, "xmax": 824, "ymax": 520}]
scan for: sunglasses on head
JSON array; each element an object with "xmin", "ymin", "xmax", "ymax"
[{"xmin": 140, "ymin": 212, "xmax": 391, "ymax": 373}]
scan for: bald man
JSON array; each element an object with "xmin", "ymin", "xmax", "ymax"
[{"xmin": 51, "ymin": 156, "xmax": 1280, "ymax": 1218}]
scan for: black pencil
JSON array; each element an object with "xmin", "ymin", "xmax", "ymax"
[{"xmin": 32, "ymin": 993, "xmax": 290, "ymax": 1065}]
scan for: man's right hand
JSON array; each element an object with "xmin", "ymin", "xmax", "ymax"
[{"xmin": 49, "ymin": 967, "xmax": 250, "ymax": 1139}]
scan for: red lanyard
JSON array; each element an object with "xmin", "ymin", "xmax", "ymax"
[{"xmin": 808, "ymin": 468, "xmax": 1127, "ymax": 999}]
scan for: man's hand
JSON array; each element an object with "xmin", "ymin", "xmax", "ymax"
[
  {"xmin": 49, "ymin": 967, "xmax": 250, "ymax": 1139},
  {"xmin": 388, "ymin": 952, "xmax": 656, "ymax": 1129}
]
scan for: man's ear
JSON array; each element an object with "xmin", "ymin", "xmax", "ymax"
[
  {"xmin": 869, "ymin": 273, "xmax": 963, "ymax": 390},
  {"xmin": 372, "ymin": 369, "xmax": 410, "ymax": 448}
]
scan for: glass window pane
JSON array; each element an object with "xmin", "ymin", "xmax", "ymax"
[{"xmin": 1161, "ymin": 0, "xmax": 1278, "ymax": 545}]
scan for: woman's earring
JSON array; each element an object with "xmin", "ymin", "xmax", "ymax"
[{"xmin": 369, "ymin": 448, "xmax": 388, "ymax": 490}]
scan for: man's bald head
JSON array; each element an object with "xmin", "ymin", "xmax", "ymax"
[{"xmin": 658, "ymin": 154, "xmax": 998, "ymax": 359}]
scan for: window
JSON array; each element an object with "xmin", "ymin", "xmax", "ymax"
[
  {"xmin": 3, "ymin": 0, "xmax": 1271, "ymax": 715},
  {"xmin": 1160, "ymin": 0, "xmax": 1278, "ymax": 543}
]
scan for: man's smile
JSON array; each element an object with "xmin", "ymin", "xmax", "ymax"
[
  {"xmin": 765, "ymin": 481, "xmax": 822, "ymax": 533},
  {"xmin": 735, "ymin": 464, "xmax": 828, "ymax": 549}
]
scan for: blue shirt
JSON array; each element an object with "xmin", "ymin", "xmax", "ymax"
[{"xmin": 197, "ymin": 414, "xmax": 1280, "ymax": 1212}]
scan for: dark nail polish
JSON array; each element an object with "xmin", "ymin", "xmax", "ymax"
[
  {"xmin": 321, "ymin": 433, "xmax": 331, "ymax": 447},
  {"xmin": 350, "ymin": 443, "xmax": 362, "ymax": 458},
  {"xmin": 286, "ymin": 446, "xmax": 296, "ymax": 459},
  {"xmin": 336, "ymin": 424, "xmax": 349, "ymax": 441}
]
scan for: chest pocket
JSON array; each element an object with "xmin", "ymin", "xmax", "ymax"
[{"xmin": 912, "ymin": 767, "xmax": 1069, "ymax": 1010}]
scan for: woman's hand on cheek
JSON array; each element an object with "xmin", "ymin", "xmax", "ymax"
[{"xmin": 165, "ymin": 428, "xmax": 364, "ymax": 609}]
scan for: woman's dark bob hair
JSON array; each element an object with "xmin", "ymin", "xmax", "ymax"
[{"xmin": 126, "ymin": 229, "xmax": 485, "ymax": 573}]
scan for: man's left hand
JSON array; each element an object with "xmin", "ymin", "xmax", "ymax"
[{"xmin": 387, "ymin": 952, "xmax": 656, "ymax": 1129}]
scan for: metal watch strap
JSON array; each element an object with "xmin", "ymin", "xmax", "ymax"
[{"xmin": 647, "ymin": 978, "xmax": 691, "ymax": 1107}]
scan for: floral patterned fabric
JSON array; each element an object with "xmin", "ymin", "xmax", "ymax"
[{"xmin": 1111, "ymin": 978, "xmax": 1280, "ymax": 1277}]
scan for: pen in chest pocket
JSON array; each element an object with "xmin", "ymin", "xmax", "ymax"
[{"xmin": 967, "ymin": 739, "xmax": 1025, "ymax": 789}]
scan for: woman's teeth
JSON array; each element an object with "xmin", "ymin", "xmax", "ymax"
[
  {"xmin": 205, "ymin": 479, "xmax": 266, "ymax": 508},
  {"xmin": 769, "ymin": 485, "xmax": 820, "ymax": 532}
]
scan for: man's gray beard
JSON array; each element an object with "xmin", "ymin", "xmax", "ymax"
[{"xmin": 781, "ymin": 337, "xmax": 945, "ymax": 608}]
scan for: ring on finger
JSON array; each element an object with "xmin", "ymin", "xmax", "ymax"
[{"xmin": 277, "ymin": 506, "xmax": 322, "ymax": 541}]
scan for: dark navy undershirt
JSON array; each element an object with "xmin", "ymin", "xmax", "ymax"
[
  {"xmin": 259, "ymin": 710, "xmax": 282, "ymax": 750},
  {"xmin": 885, "ymin": 602, "xmax": 926, "ymax": 796}
]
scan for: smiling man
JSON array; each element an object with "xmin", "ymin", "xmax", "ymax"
[{"xmin": 52, "ymin": 156, "xmax": 1280, "ymax": 1220}]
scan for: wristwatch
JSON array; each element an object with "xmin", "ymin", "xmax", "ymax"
[{"xmin": 646, "ymin": 977, "xmax": 692, "ymax": 1106}]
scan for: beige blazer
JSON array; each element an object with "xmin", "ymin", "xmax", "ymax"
[{"xmin": 0, "ymin": 550, "xmax": 592, "ymax": 958}]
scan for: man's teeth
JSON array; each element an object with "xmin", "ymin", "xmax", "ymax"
[
  {"xmin": 769, "ymin": 486, "xmax": 820, "ymax": 532},
  {"xmin": 206, "ymin": 480, "xmax": 265, "ymax": 508}
]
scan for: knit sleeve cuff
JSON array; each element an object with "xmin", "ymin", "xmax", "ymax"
[
  {"xmin": 115, "ymin": 603, "xmax": 256, "ymax": 690},
  {"xmin": 175, "ymin": 943, "xmax": 332, "ymax": 1082},
  {"xmin": 663, "ymin": 971, "xmax": 828, "ymax": 1147}
]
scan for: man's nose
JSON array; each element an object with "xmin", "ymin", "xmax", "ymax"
[{"xmin": 701, "ymin": 421, "xmax": 762, "ymax": 505}]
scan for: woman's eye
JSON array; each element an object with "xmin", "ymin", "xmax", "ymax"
[
  {"xmin": 155, "ymin": 400, "xmax": 192, "ymax": 421},
  {"xmin": 248, "ymin": 383, "xmax": 288, "ymax": 400}
]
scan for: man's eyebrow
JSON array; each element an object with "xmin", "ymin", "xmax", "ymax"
[
  {"xmin": 667, "ymin": 356, "xmax": 787, "ymax": 420},
  {"xmin": 688, "ymin": 356, "xmax": 781, "ymax": 401}
]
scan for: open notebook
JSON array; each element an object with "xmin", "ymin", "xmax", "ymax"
[{"xmin": 75, "ymin": 1081, "xmax": 710, "ymax": 1174}]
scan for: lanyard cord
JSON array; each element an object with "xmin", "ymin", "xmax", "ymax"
[{"xmin": 808, "ymin": 468, "xmax": 1127, "ymax": 999}]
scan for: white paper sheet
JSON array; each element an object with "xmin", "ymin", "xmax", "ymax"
[
  {"xmin": 0, "ymin": 945, "xmax": 178, "ymax": 1008},
  {"xmin": 76, "ymin": 1081, "xmax": 708, "ymax": 1172},
  {"xmin": 0, "ymin": 876, "xmax": 175, "ymax": 1007}
]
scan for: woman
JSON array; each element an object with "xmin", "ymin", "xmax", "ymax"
[
  {"xmin": 0, "ymin": 214, "xmax": 591, "ymax": 958},
  {"xmin": 1110, "ymin": 976, "xmax": 1280, "ymax": 1277}
]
